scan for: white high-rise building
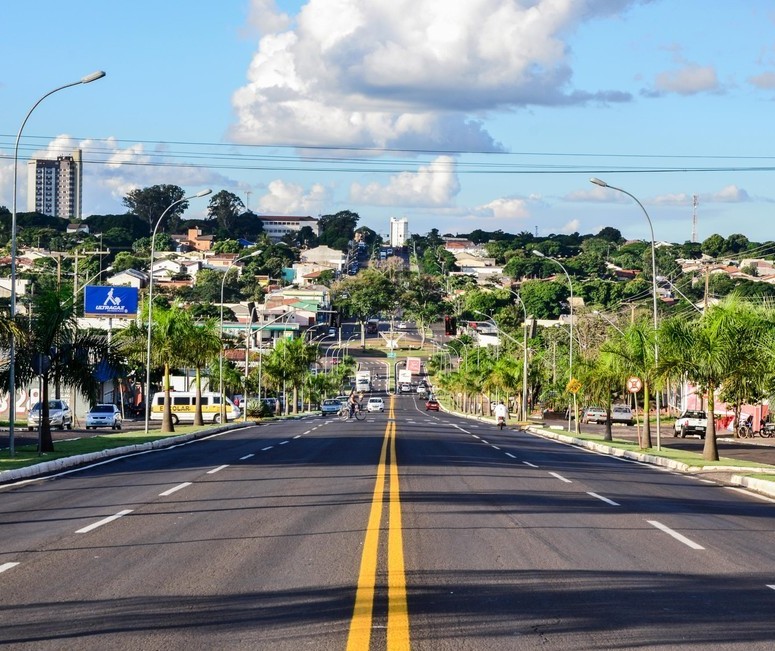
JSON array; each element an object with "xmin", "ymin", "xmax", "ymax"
[
  {"xmin": 27, "ymin": 149, "xmax": 83, "ymax": 218},
  {"xmin": 390, "ymin": 217, "xmax": 409, "ymax": 248}
]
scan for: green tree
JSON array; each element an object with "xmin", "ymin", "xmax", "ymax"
[
  {"xmin": 318, "ymin": 210, "xmax": 359, "ymax": 251},
  {"xmin": 520, "ymin": 279, "xmax": 569, "ymax": 319},
  {"xmin": 333, "ymin": 269, "xmax": 393, "ymax": 347},
  {"xmin": 2, "ymin": 287, "xmax": 124, "ymax": 451},
  {"xmin": 401, "ymin": 273, "xmax": 445, "ymax": 347},
  {"xmin": 207, "ymin": 190, "xmax": 244, "ymax": 233},
  {"xmin": 123, "ymin": 184, "xmax": 187, "ymax": 234},
  {"xmin": 178, "ymin": 316, "xmax": 221, "ymax": 426}
]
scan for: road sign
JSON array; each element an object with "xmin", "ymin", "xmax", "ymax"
[
  {"xmin": 406, "ymin": 357, "xmax": 422, "ymax": 373},
  {"xmin": 387, "ymin": 352, "xmax": 397, "ymax": 358},
  {"xmin": 627, "ymin": 376, "xmax": 643, "ymax": 393},
  {"xmin": 566, "ymin": 378, "xmax": 582, "ymax": 394}
]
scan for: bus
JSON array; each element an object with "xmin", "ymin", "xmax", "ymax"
[{"xmin": 150, "ymin": 391, "xmax": 241, "ymax": 425}]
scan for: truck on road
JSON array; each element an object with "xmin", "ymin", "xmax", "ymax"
[{"xmin": 355, "ymin": 369, "xmax": 371, "ymax": 392}]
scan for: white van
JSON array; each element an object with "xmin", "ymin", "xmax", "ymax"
[{"xmin": 150, "ymin": 391, "xmax": 241, "ymax": 425}]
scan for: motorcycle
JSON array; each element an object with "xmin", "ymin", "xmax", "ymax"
[{"xmin": 497, "ymin": 415, "xmax": 506, "ymax": 430}]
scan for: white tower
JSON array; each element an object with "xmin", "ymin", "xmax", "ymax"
[{"xmin": 390, "ymin": 217, "xmax": 409, "ymax": 248}]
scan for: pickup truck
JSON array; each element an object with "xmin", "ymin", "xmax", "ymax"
[{"xmin": 673, "ymin": 410, "xmax": 708, "ymax": 439}]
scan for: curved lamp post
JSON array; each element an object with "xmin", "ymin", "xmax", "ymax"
[
  {"xmin": 218, "ymin": 250, "xmax": 262, "ymax": 421},
  {"xmin": 144, "ymin": 188, "xmax": 211, "ymax": 434},
  {"xmin": 590, "ymin": 178, "xmax": 661, "ymax": 450},
  {"xmin": 7, "ymin": 70, "xmax": 106, "ymax": 456},
  {"xmin": 508, "ymin": 291, "xmax": 531, "ymax": 422},
  {"xmin": 532, "ymin": 250, "xmax": 577, "ymax": 433}
]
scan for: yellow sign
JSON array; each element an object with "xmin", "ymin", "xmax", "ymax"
[{"xmin": 566, "ymin": 378, "xmax": 582, "ymax": 394}]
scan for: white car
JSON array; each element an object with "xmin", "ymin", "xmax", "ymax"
[
  {"xmin": 610, "ymin": 404, "xmax": 635, "ymax": 426},
  {"xmin": 366, "ymin": 397, "xmax": 385, "ymax": 413},
  {"xmin": 27, "ymin": 399, "xmax": 72, "ymax": 431},
  {"xmin": 85, "ymin": 404, "xmax": 123, "ymax": 430},
  {"xmin": 399, "ymin": 383, "xmax": 412, "ymax": 394}
]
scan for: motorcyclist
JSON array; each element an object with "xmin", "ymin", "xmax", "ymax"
[
  {"xmin": 348, "ymin": 390, "xmax": 361, "ymax": 418},
  {"xmin": 494, "ymin": 400, "xmax": 508, "ymax": 427}
]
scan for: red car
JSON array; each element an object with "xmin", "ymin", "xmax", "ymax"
[{"xmin": 425, "ymin": 399, "xmax": 440, "ymax": 411}]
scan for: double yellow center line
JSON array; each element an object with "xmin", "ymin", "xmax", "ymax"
[{"xmin": 346, "ymin": 396, "xmax": 410, "ymax": 650}]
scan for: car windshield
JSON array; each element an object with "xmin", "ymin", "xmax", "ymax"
[
  {"xmin": 91, "ymin": 405, "xmax": 113, "ymax": 413},
  {"xmin": 31, "ymin": 401, "xmax": 63, "ymax": 411},
  {"xmin": 684, "ymin": 411, "xmax": 706, "ymax": 418}
]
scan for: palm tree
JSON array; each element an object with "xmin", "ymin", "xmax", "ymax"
[
  {"xmin": 2, "ymin": 286, "xmax": 124, "ymax": 452},
  {"xmin": 179, "ymin": 316, "xmax": 221, "ymax": 426},
  {"xmin": 659, "ymin": 298, "xmax": 770, "ymax": 461},
  {"xmin": 149, "ymin": 304, "xmax": 191, "ymax": 433},
  {"xmin": 576, "ymin": 351, "xmax": 621, "ymax": 441}
]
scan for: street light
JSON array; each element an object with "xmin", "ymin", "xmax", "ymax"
[
  {"xmin": 510, "ymin": 291, "xmax": 531, "ymax": 423},
  {"xmin": 6, "ymin": 70, "xmax": 106, "ymax": 456},
  {"xmin": 532, "ymin": 250, "xmax": 577, "ymax": 433},
  {"xmin": 219, "ymin": 250, "xmax": 262, "ymax": 421},
  {"xmin": 590, "ymin": 178, "xmax": 662, "ymax": 449},
  {"xmin": 144, "ymin": 189, "xmax": 211, "ymax": 434}
]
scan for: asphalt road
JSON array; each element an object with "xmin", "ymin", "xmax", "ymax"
[{"xmin": 2, "ymin": 393, "xmax": 775, "ymax": 649}]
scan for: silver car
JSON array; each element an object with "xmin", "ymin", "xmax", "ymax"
[{"xmin": 27, "ymin": 399, "xmax": 72, "ymax": 431}]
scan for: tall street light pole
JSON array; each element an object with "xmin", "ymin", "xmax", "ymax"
[
  {"xmin": 590, "ymin": 178, "xmax": 662, "ymax": 450},
  {"xmin": 144, "ymin": 189, "xmax": 211, "ymax": 434},
  {"xmin": 532, "ymin": 250, "xmax": 577, "ymax": 434},
  {"xmin": 219, "ymin": 250, "xmax": 262, "ymax": 421},
  {"xmin": 510, "ymin": 291, "xmax": 530, "ymax": 423},
  {"xmin": 7, "ymin": 70, "xmax": 106, "ymax": 457}
]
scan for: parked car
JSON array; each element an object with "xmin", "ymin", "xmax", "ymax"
[
  {"xmin": 366, "ymin": 397, "xmax": 385, "ymax": 413},
  {"xmin": 425, "ymin": 399, "xmax": 440, "ymax": 411},
  {"xmin": 610, "ymin": 404, "xmax": 635, "ymax": 426},
  {"xmin": 85, "ymin": 404, "xmax": 122, "ymax": 430},
  {"xmin": 27, "ymin": 399, "xmax": 72, "ymax": 431},
  {"xmin": 581, "ymin": 406, "xmax": 607, "ymax": 424},
  {"xmin": 673, "ymin": 410, "xmax": 708, "ymax": 438},
  {"xmin": 321, "ymin": 398, "xmax": 342, "ymax": 417}
]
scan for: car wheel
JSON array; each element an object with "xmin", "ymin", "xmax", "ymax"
[
  {"xmin": 680, "ymin": 426, "xmax": 687, "ymax": 438},
  {"xmin": 673, "ymin": 427, "xmax": 679, "ymax": 437},
  {"xmin": 213, "ymin": 414, "xmax": 221, "ymax": 424},
  {"xmin": 171, "ymin": 414, "xmax": 180, "ymax": 425},
  {"xmin": 28, "ymin": 427, "xmax": 33, "ymax": 432}
]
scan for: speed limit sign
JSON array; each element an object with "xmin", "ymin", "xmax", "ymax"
[{"xmin": 627, "ymin": 376, "xmax": 643, "ymax": 393}]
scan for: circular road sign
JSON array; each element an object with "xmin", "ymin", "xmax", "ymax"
[{"xmin": 627, "ymin": 376, "xmax": 643, "ymax": 393}]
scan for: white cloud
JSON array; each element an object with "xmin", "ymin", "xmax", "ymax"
[
  {"xmin": 350, "ymin": 155, "xmax": 460, "ymax": 206},
  {"xmin": 653, "ymin": 63, "xmax": 720, "ymax": 95},
  {"xmin": 652, "ymin": 192, "xmax": 691, "ymax": 206},
  {"xmin": 748, "ymin": 71, "xmax": 775, "ymax": 89},
  {"xmin": 476, "ymin": 197, "xmax": 530, "ymax": 220},
  {"xmin": 708, "ymin": 185, "xmax": 750, "ymax": 203},
  {"xmin": 564, "ymin": 185, "xmax": 613, "ymax": 202},
  {"xmin": 231, "ymin": 0, "xmax": 635, "ymax": 149},
  {"xmin": 559, "ymin": 218, "xmax": 581, "ymax": 234},
  {"xmin": 257, "ymin": 179, "xmax": 329, "ymax": 214}
]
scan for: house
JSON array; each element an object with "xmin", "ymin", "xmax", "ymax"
[
  {"xmin": 106, "ymin": 269, "xmax": 148, "ymax": 289},
  {"xmin": 170, "ymin": 227, "xmax": 214, "ymax": 253}
]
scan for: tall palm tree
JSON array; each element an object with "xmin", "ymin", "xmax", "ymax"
[
  {"xmin": 576, "ymin": 351, "xmax": 621, "ymax": 441},
  {"xmin": 659, "ymin": 298, "xmax": 770, "ymax": 461},
  {"xmin": 2, "ymin": 286, "xmax": 124, "ymax": 452},
  {"xmin": 149, "ymin": 304, "xmax": 191, "ymax": 433},
  {"xmin": 179, "ymin": 316, "xmax": 221, "ymax": 426}
]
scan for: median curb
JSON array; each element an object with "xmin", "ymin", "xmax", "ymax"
[
  {"xmin": 526, "ymin": 425, "xmax": 775, "ymax": 499},
  {"xmin": 0, "ymin": 421, "xmax": 256, "ymax": 485}
]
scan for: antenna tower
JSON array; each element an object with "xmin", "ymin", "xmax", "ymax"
[{"xmin": 691, "ymin": 194, "xmax": 698, "ymax": 243}]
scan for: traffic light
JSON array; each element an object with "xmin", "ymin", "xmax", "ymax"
[{"xmin": 444, "ymin": 315, "xmax": 451, "ymax": 335}]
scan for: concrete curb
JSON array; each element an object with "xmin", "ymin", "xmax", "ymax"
[
  {"xmin": 526, "ymin": 425, "xmax": 775, "ymax": 499},
  {"xmin": 0, "ymin": 421, "xmax": 257, "ymax": 485}
]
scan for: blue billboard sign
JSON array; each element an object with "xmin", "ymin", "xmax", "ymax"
[{"xmin": 84, "ymin": 285, "xmax": 139, "ymax": 318}]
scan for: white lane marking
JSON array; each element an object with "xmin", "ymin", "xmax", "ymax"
[
  {"xmin": 523, "ymin": 461, "xmax": 539, "ymax": 468},
  {"xmin": 76, "ymin": 509, "xmax": 133, "ymax": 534},
  {"xmin": 160, "ymin": 482, "xmax": 192, "ymax": 496},
  {"xmin": 470, "ymin": 425, "xmax": 480, "ymax": 428},
  {"xmin": 293, "ymin": 435, "xmax": 302, "ymax": 439},
  {"xmin": 279, "ymin": 440, "xmax": 290, "ymax": 445},
  {"xmin": 647, "ymin": 520, "xmax": 705, "ymax": 550},
  {"xmin": 472, "ymin": 435, "xmax": 480, "ymax": 440},
  {"xmin": 0, "ymin": 562, "xmax": 20, "ymax": 573},
  {"xmin": 240, "ymin": 454, "xmax": 255, "ymax": 460},
  {"xmin": 549, "ymin": 471, "xmax": 572, "ymax": 483},
  {"xmin": 261, "ymin": 446, "xmax": 274, "ymax": 451},
  {"xmin": 481, "ymin": 439, "xmax": 489, "ymax": 445},
  {"xmin": 491, "ymin": 445, "xmax": 501, "ymax": 450},
  {"xmin": 505, "ymin": 452, "xmax": 516, "ymax": 459},
  {"xmin": 207, "ymin": 465, "xmax": 229, "ymax": 474},
  {"xmin": 767, "ymin": 585, "xmax": 775, "ymax": 591},
  {"xmin": 303, "ymin": 430, "xmax": 311, "ymax": 435},
  {"xmin": 587, "ymin": 491, "xmax": 620, "ymax": 506}
]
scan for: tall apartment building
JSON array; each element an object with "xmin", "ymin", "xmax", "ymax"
[
  {"xmin": 27, "ymin": 149, "xmax": 83, "ymax": 218},
  {"xmin": 390, "ymin": 217, "xmax": 409, "ymax": 248}
]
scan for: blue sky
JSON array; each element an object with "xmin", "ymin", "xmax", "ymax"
[{"xmin": 2, "ymin": 0, "xmax": 775, "ymax": 245}]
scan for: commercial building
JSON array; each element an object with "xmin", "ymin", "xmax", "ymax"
[
  {"xmin": 27, "ymin": 149, "xmax": 83, "ymax": 218},
  {"xmin": 257, "ymin": 215, "xmax": 319, "ymax": 242}
]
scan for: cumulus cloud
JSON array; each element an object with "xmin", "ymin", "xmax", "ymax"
[
  {"xmin": 257, "ymin": 179, "xmax": 329, "ymax": 214},
  {"xmin": 230, "ymin": 0, "xmax": 636, "ymax": 149},
  {"xmin": 476, "ymin": 197, "xmax": 530, "ymax": 220},
  {"xmin": 559, "ymin": 218, "xmax": 581, "ymax": 234},
  {"xmin": 709, "ymin": 185, "xmax": 750, "ymax": 203},
  {"xmin": 350, "ymin": 155, "xmax": 460, "ymax": 206}
]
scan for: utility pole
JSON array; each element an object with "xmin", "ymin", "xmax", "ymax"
[{"xmin": 691, "ymin": 194, "xmax": 698, "ymax": 243}]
